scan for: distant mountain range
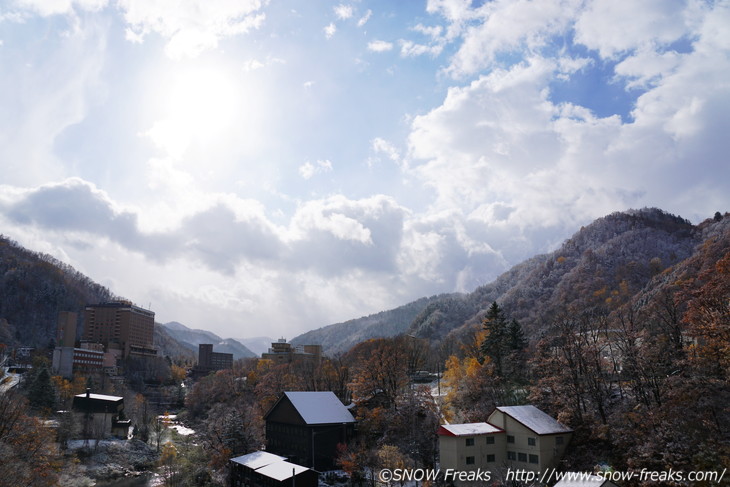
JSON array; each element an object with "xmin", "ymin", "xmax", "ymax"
[
  {"xmin": 235, "ymin": 336, "xmax": 274, "ymax": 357},
  {"xmin": 159, "ymin": 321, "xmax": 256, "ymax": 359},
  {"xmin": 292, "ymin": 208, "xmax": 729, "ymax": 355}
]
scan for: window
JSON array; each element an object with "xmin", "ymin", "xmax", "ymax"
[
  {"xmin": 507, "ymin": 435, "xmax": 515, "ymax": 443},
  {"xmin": 466, "ymin": 438, "xmax": 475, "ymax": 446},
  {"xmin": 556, "ymin": 436, "xmax": 564, "ymax": 445},
  {"xmin": 507, "ymin": 451, "xmax": 516, "ymax": 461},
  {"xmin": 466, "ymin": 456, "xmax": 475, "ymax": 465},
  {"xmin": 486, "ymin": 436, "xmax": 495, "ymax": 445},
  {"xmin": 529, "ymin": 454, "xmax": 539, "ymax": 464},
  {"xmin": 487, "ymin": 454, "xmax": 496, "ymax": 463},
  {"xmin": 528, "ymin": 437, "xmax": 536, "ymax": 446},
  {"xmin": 518, "ymin": 453, "xmax": 527, "ymax": 462}
]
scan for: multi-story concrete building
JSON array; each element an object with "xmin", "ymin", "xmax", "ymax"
[
  {"xmin": 194, "ymin": 343, "xmax": 233, "ymax": 375},
  {"xmin": 82, "ymin": 301, "xmax": 156, "ymax": 359},
  {"xmin": 261, "ymin": 338, "xmax": 322, "ymax": 364},
  {"xmin": 438, "ymin": 405, "xmax": 572, "ymax": 480}
]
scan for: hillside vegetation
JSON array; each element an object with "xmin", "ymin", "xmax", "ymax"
[{"xmin": 0, "ymin": 235, "xmax": 113, "ymax": 347}]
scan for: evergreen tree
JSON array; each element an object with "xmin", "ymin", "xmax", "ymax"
[
  {"xmin": 480, "ymin": 302, "xmax": 509, "ymax": 376},
  {"xmin": 507, "ymin": 319, "xmax": 527, "ymax": 351},
  {"xmin": 27, "ymin": 366, "xmax": 56, "ymax": 410}
]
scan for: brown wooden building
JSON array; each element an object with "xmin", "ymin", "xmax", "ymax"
[{"xmin": 264, "ymin": 391, "xmax": 355, "ymax": 471}]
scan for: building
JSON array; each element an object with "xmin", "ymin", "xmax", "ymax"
[
  {"xmin": 264, "ymin": 391, "xmax": 356, "ymax": 471},
  {"xmin": 230, "ymin": 450, "xmax": 318, "ymax": 487},
  {"xmin": 438, "ymin": 405, "xmax": 572, "ymax": 479},
  {"xmin": 261, "ymin": 339, "xmax": 322, "ymax": 364},
  {"xmin": 72, "ymin": 390, "xmax": 131, "ymax": 439},
  {"xmin": 195, "ymin": 343, "xmax": 233, "ymax": 374},
  {"xmin": 82, "ymin": 301, "xmax": 157, "ymax": 359},
  {"xmin": 56, "ymin": 311, "xmax": 77, "ymax": 348},
  {"xmin": 52, "ymin": 345, "xmax": 105, "ymax": 379},
  {"xmin": 53, "ymin": 311, "xmax": 118, "ymax": 379}
]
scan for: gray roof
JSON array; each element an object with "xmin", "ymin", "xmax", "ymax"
[
  {"xmin": 230, "ymin": 451, "xmax": 287, "ymax": 469},
  {"xmin": 284, "ymin": 391, "xmax": 356, "ymax": 425},
  {"xmin": 495, "ymin": 405, "xmax": 572, "ymax": 435},
  {"xmin": 439, "ymin": 422, "xmax": 503, "ymax": 436}
]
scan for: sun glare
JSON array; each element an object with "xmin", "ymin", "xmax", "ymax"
[{"xmin": 147, "ymin": 66, "xmax": 242, "ymax": 158}]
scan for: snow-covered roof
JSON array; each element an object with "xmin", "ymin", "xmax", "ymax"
[
  {"xmin": 439, "ymin": 422, "xmax": 503, "ymax": 436},
  {"xmin": 230, "ymin": 451, "xmax": 287, "ymax": 469},
  {"xmin": 495, "ymin": 405, "xmax": 572, "ymax": 435},
  {"xmin": 284, "ymin": 391, "xmax": 356, "ymax": 425},
  {"xmin": 74, "ymin": 392, "xmax": 123, "ymax": 402},
  {"xmin": 553, "ymin": 474, "xmax": 613, "ymax": 487},
  {"xmin": 255, "ymin": 460, "xmax": 310, "ymax": 481}
]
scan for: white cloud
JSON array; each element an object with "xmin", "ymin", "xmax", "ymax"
[
  {"xmin": 368, "ymin": 40, "xmax": 393, "ymax": 52},
  {"xmin": 357, "ymin": 9, "xmax": 372, "ymax": 27},
  {"xmin": 445, "ymin": 0, "xmax": 580, "ymax": 77},
  {"xmin": 299, "ymin": 160, "xmax": 333, "ymax": 180},
  {"xmin": 334, "ymin": 4, "xmax": 354, "ymax": 20},
  {"xmin": 371, "ymin": 137, "xmax": 402, "ymax": 167},
  {"xmin": 573, "ymin": 0, "xmax": 693, "ymax": 60},
  {"xmin": 117, "ymin": 0, "xmax": 267, "ymax": 59},
  {"xmin": 324, "ymin": 22, "xmax": 336, "ymax": 39},
  {"xmin": 400, "ymin": 39, "xmax": 443, "ymax": 58},
  {"xmin": 408, "ymin": 1, "xmax": 730, "ymax": 241},
  {"xmin": 14, "ymin": 0, "xmax": 107, "ymax": 16}
]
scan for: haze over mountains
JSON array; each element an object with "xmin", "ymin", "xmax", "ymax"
[
  {"xmin": 1, "ymin": 208, "xmax": 727, "ymax": 359},
  {"xmin": 158, "ymin": 322, "xmax": 256, "ymax": 359}
]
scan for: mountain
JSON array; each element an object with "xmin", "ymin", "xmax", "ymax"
[
  {"xmin": 159, "ymin": 321, "xmax": 256, "ymax": 359},
  {"xmin": 290, "ymin": 294, "xmax": 455, "ymax": 356},
  {"xmin": 236, "ymin": 336, "xmax": 274, "ymax": 357},
  {"xmin": 154, "ymin": 324, "xmax": 196, "ymax": 362},
  {"xmin": 292, "ymin": 208, "xmax": 728, "ymax": 354},
  {"xmin": 0, "ymin": 234, "xmax": 113, "ymax": 348},
  {"xmin": 0, "ymin": 236, "xmax": 202, "ymax": 361}
]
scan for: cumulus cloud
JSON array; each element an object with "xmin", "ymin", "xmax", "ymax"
[
  {"xmin": 368, "ymin": 40, "xmax": 393, "ymax": 52},
  {"xmin": 118, "ymin": 0, "xmax": 267, "ymax": 59},
  {"xmin": 408, "ymin": 0, "xmax": 730, "ymax": 239}
]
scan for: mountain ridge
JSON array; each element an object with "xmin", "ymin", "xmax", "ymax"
[
  {"xmin": 292, "ymin": 208, "xmax": 727, "ymax": 355},
  {"xmin": 159, "ymin": 321, "xmax": 256, "ymax": 359}
]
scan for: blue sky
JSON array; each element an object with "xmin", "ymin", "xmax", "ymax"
[{"xmin": 1, "ymin": 0, "xmax": 728, "ymax": 340}]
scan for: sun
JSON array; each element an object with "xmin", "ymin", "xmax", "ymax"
[{"xmin": 146, "ymin": 65, "xmax": 242, "ymax": 158}]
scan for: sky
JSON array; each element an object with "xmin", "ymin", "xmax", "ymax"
[{"xmin": 0, "ymin": 0, "xmax": 728, "ymax": 341}]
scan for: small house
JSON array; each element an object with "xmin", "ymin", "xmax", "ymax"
[
  {"xmin": 72, "ymin": 390, "xmax": 131, "ymax": 439},
  {"xmin": 264, "ymin": 391, "xmax": 356, "ymax": 471}
]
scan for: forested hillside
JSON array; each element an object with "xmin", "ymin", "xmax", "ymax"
[
  {"xmin": 0, "ymin": 235, "xmax": 113, "ymax": 347},
  {"xmin": 290, "ymin": 294, "xmax": 455, "ymax": 355},
  {"xmin": 295, "ymin": 208, "xmax": 721, "ymax": 354}
]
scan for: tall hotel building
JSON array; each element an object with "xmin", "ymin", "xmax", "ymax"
[{"xmin": 83, "ymin": 301, "xmax": 157, "ymax": 359}]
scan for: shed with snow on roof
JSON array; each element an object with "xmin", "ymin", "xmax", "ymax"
[{"xmin": 230, "ymin": 450, "xmax": 318, "ymax": 487}]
